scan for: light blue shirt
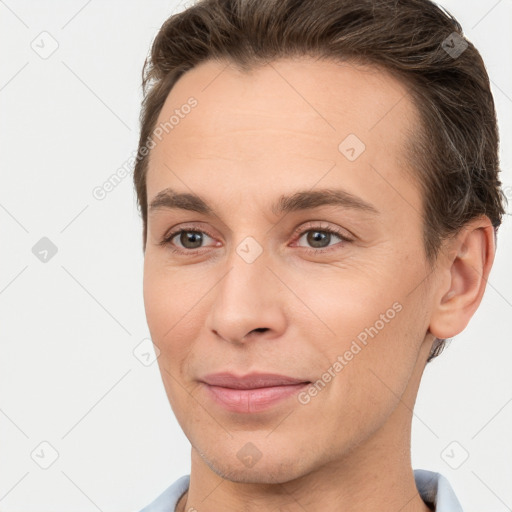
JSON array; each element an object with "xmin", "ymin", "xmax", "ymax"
[{"xmin": 139, "ymin": 469, "xmax": 463, "ymax": 511}]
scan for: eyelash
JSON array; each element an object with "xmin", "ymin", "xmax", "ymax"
[{"xmin": 159, "ymin": 222, "xmax": 353, "ymax": 256}]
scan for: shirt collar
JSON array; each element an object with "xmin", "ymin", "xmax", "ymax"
[{"xmin": 414, "ymin": 469, "xmax": 464, "ymax": 511}]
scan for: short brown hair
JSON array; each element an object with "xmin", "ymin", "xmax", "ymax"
[{"xmin": 133, "ymin": 0, "xmax": 507, "ymax": 360}]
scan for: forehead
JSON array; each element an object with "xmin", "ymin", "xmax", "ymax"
[{"xmin": 146, "ymin": 57, "xmax": 421, "ymax": 218}]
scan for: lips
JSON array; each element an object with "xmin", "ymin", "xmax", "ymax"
[
  {"xmin": 200, "ymin": 372, "xmax": 310, "ymax": 389},
  {"xmin": 199, "ymin": 372, "xmax": 311, "ymax": 413}
]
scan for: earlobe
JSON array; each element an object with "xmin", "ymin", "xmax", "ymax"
[{"xmin": 429, "ymin": 217, "xmax": 495, "ymax": 340}]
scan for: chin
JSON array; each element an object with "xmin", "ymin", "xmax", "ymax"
[{"xmin": 200, "ymin": 448, "xmax": 312, "ymax": 485}]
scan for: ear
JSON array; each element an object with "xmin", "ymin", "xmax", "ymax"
[{"xmin": 428, "ymin": 216, "xmax": 496, "ymax": 340}]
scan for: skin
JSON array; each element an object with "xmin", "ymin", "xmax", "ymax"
[{"xmin": 142, "ymin": 56, "xmax": 495, "ymax": 512}]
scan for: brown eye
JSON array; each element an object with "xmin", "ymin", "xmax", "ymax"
[
  {"xmin": 177, "ymin": 230, "xmax": 204, "ymax": 249},
  {"xmin": 159, "ymin": 227, "xmax": 218, "ymax": 255},
  {"xmin": 295, "ymin": 226, "xmax": 351, "ymax": 252},
  {"xmin": 304, "ymin": 230, "xmax": 334, "ymax": 249}
]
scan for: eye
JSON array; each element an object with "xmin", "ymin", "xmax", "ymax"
[
  {"xmin": 159, "ymin": 227, "xmax": 218, "ymax": 254},
  {"xmin": 292, "ymin": 223, "xmax": 353, "ymax": 253}
]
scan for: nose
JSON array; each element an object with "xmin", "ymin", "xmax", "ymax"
[{"xmin": 205, "ymin": 247, "xmax": 287, "ymax": 345}]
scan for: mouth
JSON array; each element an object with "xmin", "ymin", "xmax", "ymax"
[{"xmin": 199, "ymin": 372, "xmax": 311, "ymax": 413}]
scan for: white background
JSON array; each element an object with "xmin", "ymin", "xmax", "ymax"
[{"xmin": 0, "ymin": 0, "xmax": 511, "ymax": 511}]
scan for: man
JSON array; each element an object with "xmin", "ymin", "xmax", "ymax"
[{"xmin": 133, "ymin": 0, "xmax": 506, "ymax": 510}]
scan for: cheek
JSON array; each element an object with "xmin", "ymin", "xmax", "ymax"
[
  {"xmin": 142, "ymin": 258, "xmax": 220, "ymax": 389},
  {"xmin": 307, "ymin": 266, "xmax": 426, "ymax": 403},
  {"xmin": 143, "ymin": 261, "xmax": 205, "ymax": 420},
  {"xmin": 143, "ymin": 257, "xmax": 199, "ymax": 344},
  {"xmin": 294, "ymin": 264, "xmax": 402, "ymax": 345}
]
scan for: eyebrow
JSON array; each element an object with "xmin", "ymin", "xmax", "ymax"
[{"xmin": 148, "ymin": 187, "xmax": 379, "ymax": 216}]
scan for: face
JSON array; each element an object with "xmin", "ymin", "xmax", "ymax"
[{"xmin": 143, "ymin": 57, "xmax": 436, "ymax": 483}]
